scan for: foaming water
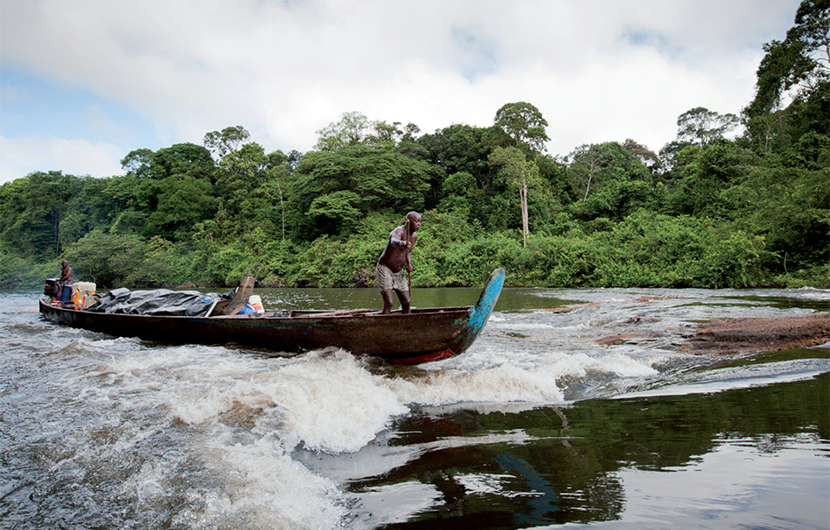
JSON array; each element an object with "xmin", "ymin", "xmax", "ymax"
[{"xmin": 1, "ymin": 287, "xmax": 828, "ymax": 529}]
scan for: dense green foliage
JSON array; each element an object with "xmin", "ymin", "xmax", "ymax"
[{"xmin": 1, "ymin": 3, "xmax": 828, "ymax": 290}]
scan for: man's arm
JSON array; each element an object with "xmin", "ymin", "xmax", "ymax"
[
  {"xmin": 405, "ymin": 233, "xmax": 417, "ymax": 271},
  {"xmin": 389, "ymin": 227, "xmax": 408, "ymax": 248}
]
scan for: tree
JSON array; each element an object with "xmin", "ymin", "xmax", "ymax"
[
  {"xmin": 658, "ymin": 140, "xmax": 693, "ymax": 174},
  {"xmin": 665, "ymin": 142, "xmax": 755, "ymax": 218},
  {"xmin": 124, "ymin": 143, "xmax": 218, "ymax": 239},
  {"xmin": 676, "ymin": 107, "xmax": 741, "ymax": 146},
  {"xmin": 120, "ymin": 149, "xmax": 154, "ymax": 178},
  {"xmin": 215, "ymin": 142, "xmax": 268, "ymax": 218},
  {"xmin": 417, "ymin": 123, "xmax": 494, "ymax": 193},
  {"xmin": 489, "ymin": 103, "xmax": 550, "ymax": 245},
  {"xmin": 744, "ymin": 0, "xmax": 829, "ymax": 151},
  {"xmin": 315, "ymin": 111, "xmax": 373, "ymax": 151},
  {"xmin": 754, "ymin": 0, "xmax": 829, "ymax": 112},
  {"xmin": 149, "ymin": 176, "xmax": 216, "ymax": 239},
  {"xmin": 367, "ymin": 120, "xmax": 403, "ymax": 149},
  {"xmin": 289, "ymin": 144, "xmax": 431, "ymax": 238},
  {"xmin": 622, "ymin": 139, "xmax": 661, "ymax": 173},
  {"xmin": 787, "ymin": 0, "xmax": 830, "ymax": 104},
  {"xmin": 438, "ymin": 170, "xmax": 482, "ymax": 216},
  {"xmin": 204, "ymin": 126, "xmax": 251, "ymax": 159},
  {"xmin": 64, "ymin": 229, "xmax": 147, "ymax": 286},
  {"xmin": 148, "ymin": 143, "xmax": 217, "ymax": 182},
  {"xmin": 307, "ymin": 190, "xmax": 363, "ymax": 226},
  {"xmin": 0, "ymin": 171, "xmax": 76, "ymax": 258},
  {"xmin": 494, "ymin": 101, "xmax": 550, "ymax": 152},
  {"xmin": 567, "ymin": 143, "xmax": 627, "ymax": 200},
  {"xmin": 265, "ymin": 150, "xmax": 292, "ymax": 241},
  {"xmin": 489, "ymin": 146, "xmax": 540, "ymax": 246},
  {"xmin": 566, "ymin": 142, "xmax": 657, "ymax": 221}
]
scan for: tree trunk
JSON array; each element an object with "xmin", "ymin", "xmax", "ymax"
[
  {"xmin": 276, "ymin": 180, "xmax": 286, "ymax": 241},
  {"xmin": 521, "ymin": 178, "xmax": 529, "ymax": 247}
]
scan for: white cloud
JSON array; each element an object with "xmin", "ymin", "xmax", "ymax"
[
  {"xmin": 0, "ymin": 0, "xmax": 801, "ymax": 183},
  {"xmin": 0, "ymin": 136, "xmax": 124, "ymax": 180}
]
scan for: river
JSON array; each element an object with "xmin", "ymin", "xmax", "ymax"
[{"xmin": 1, "ymin": 286, "xmax": 828, "ymax": 529}]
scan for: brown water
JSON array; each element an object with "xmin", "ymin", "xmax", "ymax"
[{"xmin": 1, "ymin": 286, "xmax": 828, "ymax": 529}]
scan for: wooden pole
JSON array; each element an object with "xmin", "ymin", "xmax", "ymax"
[{"xmin": 404, "ymin": 218, "xmax": 411, "ymax": 293}]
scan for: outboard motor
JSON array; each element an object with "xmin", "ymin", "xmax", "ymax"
[{"xmin": 44, "ymin": 278, "xmax": 59, "ymax": 298}]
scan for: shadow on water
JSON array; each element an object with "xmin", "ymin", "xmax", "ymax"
[{"xmin": 343, "ymin": 373, "xmax": 829, "ymax": 529}]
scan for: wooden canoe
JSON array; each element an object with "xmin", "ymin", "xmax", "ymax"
[{"xmin": 39, "ymin": 269, "xmax": 505, "ymax": 365}]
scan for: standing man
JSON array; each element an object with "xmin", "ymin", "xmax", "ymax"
[
  {"xmin": 376, "ymin": 211, "xmax": 421, "ymax": 314},
  {"xmin": 58, "ymin": 260, "xmax": 73, "ymax": 303}
]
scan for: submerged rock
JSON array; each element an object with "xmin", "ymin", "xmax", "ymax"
[{"xmin": 682, "ymin": 312, "xmax": 830, "ymax": 355}]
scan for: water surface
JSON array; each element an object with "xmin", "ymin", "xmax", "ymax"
[{"xmin": 1, "ymin": 286, "xmax": 828, "ymax": 529}]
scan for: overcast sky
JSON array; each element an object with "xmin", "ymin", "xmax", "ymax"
[{"xmin": 0, "ymin": 0, "xmax": 801, "ymax": 184}]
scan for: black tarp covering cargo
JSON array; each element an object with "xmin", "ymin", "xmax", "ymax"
[{"xmin": 87, "ymin": 288, "xmax": 228, "ymax": 317}]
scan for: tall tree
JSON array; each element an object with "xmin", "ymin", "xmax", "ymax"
[
  {"xmin": 489, "ymin": 146, "xmax": 539, "ymax": 246},
  {"xmin": 120, "ymin": 149, "xmax": 154, "ymax": 178},
  {"xmin": 129, "ymin": 143, "xmax": 218, "ymax": 239},
  {"xmin": 265, "ymin": 150, "xmax": 292, "ymax": 241},
  {"xmin": 494, "ymin": 101, "xmax": 550, "ymax": 152},
  {"xmin": 315, "ymin": 111, "xmax": 373, "ymax": 151},
  {"xmin": 491, "ymin": 102, "xmax": 550, "ymax": 245},
  {"xmin": 676, "ymin": 107, "xmax": 741, "ymax": 146},
  {"xmin": 753, "ymin": 0, "xmax": 829, "ymax": 112},
  {"xmin": 744, "ymin": 0, "xmax": 829, "ymax": 150},
  {"xmin": 623, "ymin": 139, "xmax": 660, "ymax": 173},
  {"xmin": 204, "ymin": 126, "xmax": 251, "ymax": 159}
]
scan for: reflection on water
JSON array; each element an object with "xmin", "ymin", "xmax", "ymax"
[
  {"xmin": 0, "ymin": 286, "xmax": 828, "ymax": 529},
  {"xmin": 330, "ymin": 373, "xmax": 829, "ymax": 529}
]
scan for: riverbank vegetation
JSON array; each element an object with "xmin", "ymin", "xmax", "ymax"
[{"xmin": 1, "ymin": 1, "xmax": 827, "ymax": 290}]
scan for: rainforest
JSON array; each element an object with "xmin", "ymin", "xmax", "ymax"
[{"xmin": 1, "ymin": 2, "xmax": 828, "ymax": 290}]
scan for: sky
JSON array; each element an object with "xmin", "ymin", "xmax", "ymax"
[{"xmin": 0, "ymin": 0, "xmax": 802, "ymax": 185}]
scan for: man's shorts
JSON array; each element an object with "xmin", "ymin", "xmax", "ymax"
[{"xmin": 376, "ymin": 262, "xmax": 408, "ymax": 294}]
